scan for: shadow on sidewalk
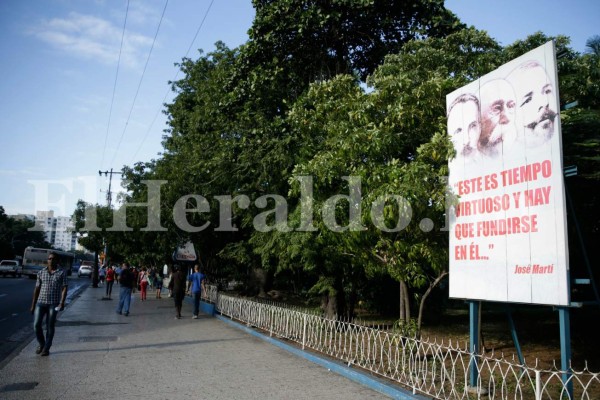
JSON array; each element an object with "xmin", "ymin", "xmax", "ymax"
[
  {"xmin": 56, "ymin": 320, "xmax": 129, "ymax": 327},
  {"xmin": 51, "ymin": 337, "xmax": 245, "ymax": 355}
]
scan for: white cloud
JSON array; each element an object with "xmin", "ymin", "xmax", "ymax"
[
  {"xmin": 30, "ymin": 12, "xmax": 153, "ymax": 68},
  {"xmin": 0, "ymin": 168, "xmax": 47, "ymax": 177},
  {"xmin": 126, "ymin": 1, "xmax": 162, "ymax": 26}
]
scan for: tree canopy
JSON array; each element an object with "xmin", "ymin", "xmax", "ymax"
[
  {"xmin": 0, "ymin": 206, "xmax": 51, "ymax": 260},
  {"xmin": 73, "ymin": 2, "xmax": 599, "ymax": 332}
]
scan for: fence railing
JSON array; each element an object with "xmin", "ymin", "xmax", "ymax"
[{"xmin": 203, "ymin": 285, "xmax": 600, "ymax": 399}]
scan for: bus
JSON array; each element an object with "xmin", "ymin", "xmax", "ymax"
[{"xmin": 22, "ymin": 247, "xmax": 75, "ymax": 278}]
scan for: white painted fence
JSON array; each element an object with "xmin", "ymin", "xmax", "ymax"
[{"xmin": 202, "ymin": 285, "xmax": 600, "ymax": 399}]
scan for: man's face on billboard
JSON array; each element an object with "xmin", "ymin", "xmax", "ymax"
[
  {"xmin": 448, "ymin": 99, "xmax": 480, "ymax": 158},
  {"xmin": 510, "ymin": 63, "xmax": 557, "ymax": 147},
  {"xmin": 479, "ymin": 79, "xmax": 517, "ymax": 158}
]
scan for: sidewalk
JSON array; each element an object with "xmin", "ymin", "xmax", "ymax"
[{"xmin": 0, "ymin": 285, "xmax": 393, "ymax": 400}]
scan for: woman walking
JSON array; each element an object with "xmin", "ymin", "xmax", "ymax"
[
  {"xmin": 138, "ymin": 267, "xmax": 148, "ymax": 301},
  {"xmin": 105, "ymin": 265, "xmax": 115, "ymax": 299}
]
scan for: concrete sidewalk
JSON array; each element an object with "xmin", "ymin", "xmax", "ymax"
[{"xmin": 0, "ymin": 285, "xmax": 393, "ymax": 400}]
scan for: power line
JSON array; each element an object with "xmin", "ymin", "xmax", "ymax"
[
  {"xmin": 110, "ymin": 0, "xmax": 169, "ymax": 167},
  {"xmin": 100, "ymin": 0, "xmax": 130, "ymax": 171},
  {"xmin": 183, "ymin": 0, "xmax": 215, "ymax": 61},
  {"xmin": 130, "ymin": 0, "xmax": 215, "ymax": 165}
]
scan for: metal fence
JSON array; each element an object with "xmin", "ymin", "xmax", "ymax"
[{"xmin": 202, "ymin": 285, "xmax": 600, "ymax": 399}]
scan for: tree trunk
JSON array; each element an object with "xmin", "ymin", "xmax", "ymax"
[
  {"xmin": 402, "ymin": 280, "xmax": 411, "ymax": 321},
  {"xmin": 322, "ymin": 293, "xmax": 337, "ymax": 319},
  {"xmin": 399, "ymin": 280, "xmax": 410, "ymax": 322},
  {"xmin": 92, "ymin": 251, "xmax": 99, "ymax": 288},
  {"xmin": 416, "ymin": 271, "xmax": 449, "ymax": 339},
  {"xmin": 247, "ymin": 266, "xmax": 267, "ymax": 297},
  {"xmin": 347, "ymin": 287, "xmax": 357, "ymax": 321},
  {"xmin": 321, "ymin": 277, "xmax": 347, "ymax": 320}
]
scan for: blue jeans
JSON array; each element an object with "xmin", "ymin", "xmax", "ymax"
[
  {"xmin": 117, "ymin": 287, "xmax": 132, "ymax": 314},
  {"xmin": 33, "ymin": 304, "xmax": 58, "ymax": 350},
  {"xmin": 193, "ymin": 292, "xmax": 202, "ymax": 316}
]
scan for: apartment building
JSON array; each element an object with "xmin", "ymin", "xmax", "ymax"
[{"xmin": 35, "ymin": 211, "xmax": 78, "ymax": 251}]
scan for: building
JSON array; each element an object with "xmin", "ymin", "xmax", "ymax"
[
  {"xmin": 10, "ymin": 214, "xmax": 35, "ymax": 222},
  {"xmin": 35, "ymin": 211, "xmax": 78, "ymax": 251}
]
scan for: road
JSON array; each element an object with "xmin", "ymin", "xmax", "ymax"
[{"xmin": 0, "ymin": 275, "xmax": 89, "ymax": 367}]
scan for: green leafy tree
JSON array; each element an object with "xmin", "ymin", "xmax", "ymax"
[
  {"xmin": 254, "ymin": 28, "xmax": 500, "ymax": 330},
  {"xmin": 114, "ymin": 2, "xmax": 599, "ymax": 331},
  {"xmin": 0, "ymin": 206, "xmax": 50, "ymax": 260},
  {"xmin": 586, "ymin": 35, "xmax": 600, "ymax": 56},
  {"xmin": 72, "ymin": 200, "xmax": 114, "ymax": 287},
  {"xmin": 150, "ymin": 1, "xmax": 463, "ymax": 300}
]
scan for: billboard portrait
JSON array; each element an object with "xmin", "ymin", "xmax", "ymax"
[{"xmin": 447, "ymin": 41, "xmax": 569, "ymax": 306}]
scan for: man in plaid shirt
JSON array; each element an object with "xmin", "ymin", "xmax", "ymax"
[{"xmin": 30, "ymin": 251, "xmax": 68, "ymax": 356}]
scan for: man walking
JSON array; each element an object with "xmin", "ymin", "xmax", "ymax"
[
  {"xmin": 116, "ymin": 262, "xmax": 134, "ymax": 316},
  {"xmin": 30, "ymin": 251, "xmax": 68, "ymax": 356},
  {"xmin": 187, "ymin": 264, "xmax": 206, "ymax": 319},
  {"xmin": 171, "ymin": 265, "xmax": 186, "ymax": 319}
]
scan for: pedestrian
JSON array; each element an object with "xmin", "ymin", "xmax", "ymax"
[
  {"xmin": 98, "ymin": 265, "xmax": 106, "ymax": 286},
  {"xmin": 116, "ymin": 262, "xmax": 134, "ymax": 316},
  {"xmin": 187, "ymin": 264, "xmax": 206, "ymax": 319},
  {"xmin": 105, "ymin": 265, "xmax": 115, "ymax": 299},
  {"xmin": 132, "ymin": 267, "xmax": 139, "ymax": 293},
  {"xmin": 147, "ymin": 268, "xmax": 155, "ymax": 289},
  {"xmin": 115, "ymin": 265, "xmax": 122, "ymax": 285},
  {"xmin": 155, "ymin": 272, "xmax": 163, "ymax": 299},
  {"xmin": 171, "ymin": 265, "xmax": 187, "ymax": 319},
  {"xmin": 30, "ymin": 251, "xmax": 68, "ymax": 356},
  {"xmin": 167, "ymin": 269, "xmax": 174, "ymax": 298},
  {"xmin": 138, "ymin": 267, "xmax": 148, "ymax": 301}
]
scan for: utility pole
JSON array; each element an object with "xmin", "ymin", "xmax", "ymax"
[
  {"xmin": 97, "ymin": 169, "xmax": 123, "ymax": 289},
  {"xmin": 99, "ymin": 168, "xmax": 123, "ymax": 208}
]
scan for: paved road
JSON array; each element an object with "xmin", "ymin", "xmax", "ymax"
[{"xmin": 0, "ymin": 276, "xmax": 90, "ymax": 367}]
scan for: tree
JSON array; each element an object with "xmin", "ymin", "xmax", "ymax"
[
  {"xmin": 116, "ymin": 2, "xmax": 598, "ymax": 332},
  {"xmin": 145, "ymin": 1, "xmax": 463, "ymax": 301},
  {"xmin": 72, "ymin": 200, "xmax": 114, "ymax": 287},
  {"xmin": 255, "ymin": 28, "xmax": 500, "ymax": 330},
  {"xmin": 586, "ymin": 35, "xmax": 600, "ymax": 56},
  {"xmin": 0, "ymin": 206, "xmax": 50, "ymax": 260}
]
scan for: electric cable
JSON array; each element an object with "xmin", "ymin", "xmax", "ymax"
[
  {"xmin": 129, "ymin": 0, "xmax": 215, "ymax": 165},
  {"xmin": 111, "ymin": 0, "xmax": 169, "ymax": 167},
  {"xmin": 100, "ymin": 0, "xmax": 129, "ymax": 171}
]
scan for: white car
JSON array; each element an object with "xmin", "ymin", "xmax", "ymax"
[
  {"xmin": 78, "ymin": 265, "xmax": 93, "ymax": 278},
  {"xmin": 0, "ymin": 260, "xmax": 23, "ymax": 278}
]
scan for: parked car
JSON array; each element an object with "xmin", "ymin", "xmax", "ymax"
[
  {"xmin": 78, "ymin": 265, "xmax": 93, "ymax": 278},
  {"xmin": 0, "ymin": 260, "xmax": 23, "ymax": 277}
]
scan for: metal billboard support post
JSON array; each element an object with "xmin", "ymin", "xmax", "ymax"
[
  {"xmin": 505, "ymin": 304, "xmax": 525, "ymax": 365},
  {"xmin": 558, "ymin": 307, "xmax": 573, "ymax": 398},
  {"xmin": 469, "ymin": 300, "xmax": 480, "ymax": 389},
  {"xmin": 558, "ymin": 165, "xmax": 576, "ymax": 399}
]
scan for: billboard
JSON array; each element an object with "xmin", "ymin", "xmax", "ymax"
[
  {"xmin": 172, "ymin": 241, "xmax": 197, "ymax": 262},
  {"xmin": 447, "ymin": 41, "xmax": 569, "ymax": 306}
]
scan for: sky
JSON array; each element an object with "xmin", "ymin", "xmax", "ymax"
[{"xmin": 0, "ymin": 0, "xmax": 598, "ymax": 219}]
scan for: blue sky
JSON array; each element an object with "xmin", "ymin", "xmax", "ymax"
[{"xmin": 0, "ymin": 0, "xmax": 598, "ymax": 218}]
